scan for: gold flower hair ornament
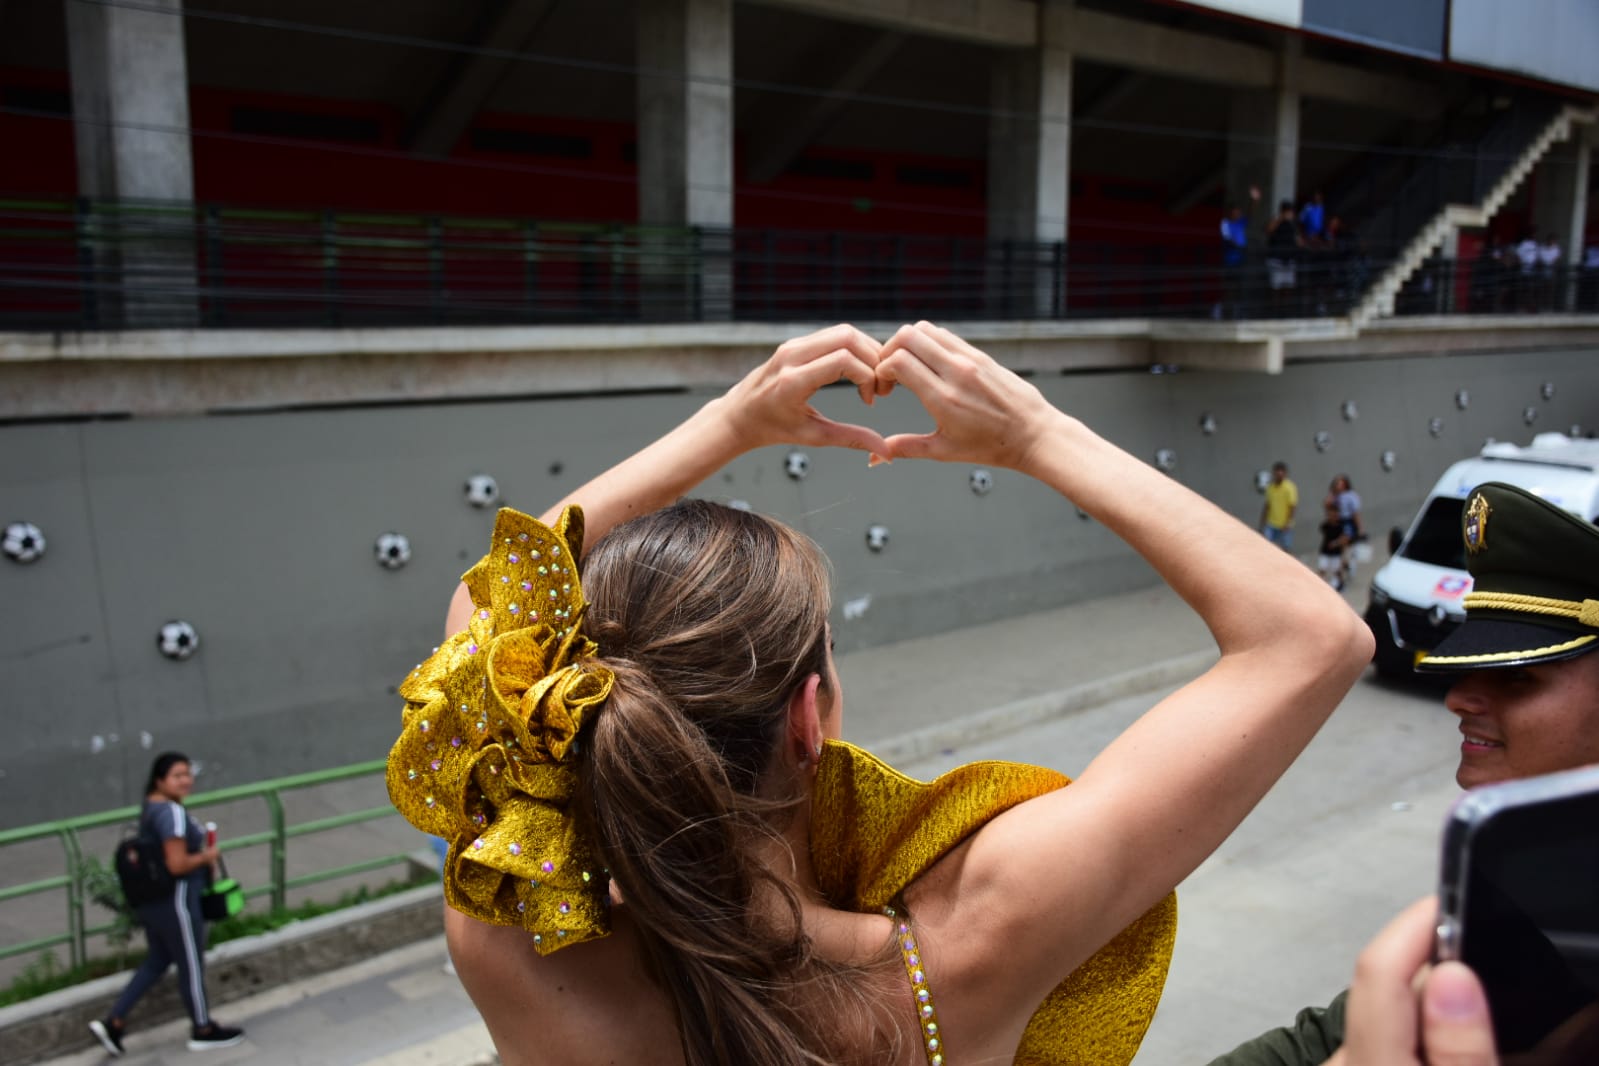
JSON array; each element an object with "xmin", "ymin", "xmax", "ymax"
[{"xmin": 386, "ymin": 506, "xmax": 614, "ymax": 955}]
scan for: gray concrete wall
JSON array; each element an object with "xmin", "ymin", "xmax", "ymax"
[{"xmin": 2, "ymin": 345, "xmax": 1596, "ymax": 826}]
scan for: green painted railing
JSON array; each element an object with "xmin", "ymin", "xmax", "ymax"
[{"xmin": 0, "ymin": 759, "xmax": 415, "ymax": 969}]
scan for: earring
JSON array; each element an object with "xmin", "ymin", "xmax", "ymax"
[{"xmin": 812, "ymin": 743, "xmax": 823, "ymax": 760}]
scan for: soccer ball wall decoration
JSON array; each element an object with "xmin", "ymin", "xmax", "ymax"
[
  {"xmin": 2, "ymin": 521, "xmax": 45, "ymax": 564},
  {"xmin": 157, "ymin": 620, "xmax": 199, "ymax": 660},
  {"xmin": 375, "ymin": 532, "xmax": 412, "ymax": 569},
  {"xmin": 464, "ymin": 474, "xmax": 500, "ymax": 509}
]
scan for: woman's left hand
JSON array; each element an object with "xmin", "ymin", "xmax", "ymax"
[{"xmin": 717, "ymin": 324, "xmax": 891, "ymax": 454}]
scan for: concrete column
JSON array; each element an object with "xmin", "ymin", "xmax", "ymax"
[
  {"xmin": 1225, "ymin": 38, "xmax": 1301, "ymax": 225},
  {"xmin": 636, "ymin": 0, "xmax": 732, "ymax": 320},
  {"xmin": 986, "ymin": 0, "xmax": 1072, "ymax": 318},
  {"xmin": 65, "ymin": 0, "xmax": 197, "ymax": 327},
  {"xmin": 1531, "ymin": 131, "xmax": 1592, "ymax": 311},
  {"xmin": 1439, "ymin": 224, "xmax": 1462, "ymax": 313}
]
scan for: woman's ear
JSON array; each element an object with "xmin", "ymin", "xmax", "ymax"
[{"xmin": 786, "ymin": 673, "xmax": 825, "ymax": 769}]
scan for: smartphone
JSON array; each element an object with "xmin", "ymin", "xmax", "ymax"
[{"xmin": 1436, "ymin": 763, "xmax": 1599, "ymax": 1060}]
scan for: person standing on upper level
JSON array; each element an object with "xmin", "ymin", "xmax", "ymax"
[
  {"xmin": 1266, "ymin": 201, "xmax": 1304, "ymax": 314},
  {"xmin": 1298, "ymin": 191, "xmax": 1326, "ymax": 242},
  {"xmin": 1217, "ymin": 185, "xmax": 1262, "ymax": 318}
]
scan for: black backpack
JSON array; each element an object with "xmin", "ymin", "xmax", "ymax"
[{"xmin": 114, "ymin": 832, "xmax": 174, "ymax": 906}]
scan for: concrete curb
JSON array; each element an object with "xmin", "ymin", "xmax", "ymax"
[
  {"xmin": 0, "ymin": 884, "xmax": 444, "ymax": 1065},
  {"xmin": 866, "ymin": 649, "xmax": 1218, "ymax": 766}
]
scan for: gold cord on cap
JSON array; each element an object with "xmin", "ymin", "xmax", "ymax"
[
  {"xmin": 386, "ymin": 506, "xmax": 614, "ymax": 955},
  {"xmin": 1463, "ymin": 591, "xmax": 1599, "ymax": 628}
]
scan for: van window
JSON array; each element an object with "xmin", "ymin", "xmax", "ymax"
[{"xmin": 1401, "ymin": 497, "xmax": 1466, "ymax": 569}]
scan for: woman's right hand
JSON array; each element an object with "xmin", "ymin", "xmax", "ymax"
[
  {"xmin": 716, "ymin": 324, "xmax": 890, "ymax": 455},
  {"xmin": 874, "ymin": 321, "xmax": 1061, "ymax": 470},
  {"xmin": 532, "ymin": 324, "xmax": 889, "ymax": 559}
]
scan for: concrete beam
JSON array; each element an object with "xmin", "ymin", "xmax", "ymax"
[
  {"xmin": 1301, "ymin": 57, "xmax": 1446, "ymax": 118},
  {"xmin": 744, "ymin": 32, "xmax": 906, "ymax": 185},
  {"xmin": 1152, "ymin": 336, "xmax": 1285, "ymax": 374},
  {"xmin": 1078, "ymin": 71, "xmax": 1149, "ymax": 120},
  {"xmin": 1069, "ymin": 11, "xmax": 1444, "ymax": 114},
  {"xmin": 1067, "ymin": 8, "xmax": 1274, "ymax": 89},
  {"xmin": 752, "ymin": 0, "xmax": 1036, "ymax": 46},
  {"xmin": 405, "ymin": 0, "xmax": 558, "ymax": 157},
  {"xmin": 750, "ymin": 0, "xmax": 1445, "ymax": 114},
  {"xmin": 13, "ymin": 314, "xmax": 1599, "ymax": 417}
]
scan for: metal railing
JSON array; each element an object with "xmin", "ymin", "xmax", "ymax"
[
  {"xmin": 13, "ymin": 195, "xmax": 1597, "ymax": 332},
  {"xmin": 0, "ymin": 759, "xmax": 412, "ymax": 970},
  {"xmin": 1395, "ymin": 255, "xmax": 1599, "ymax": 317},
  {"xmin": 0, "ymin": 198, "xmax": 1388, "ymax": 330}
]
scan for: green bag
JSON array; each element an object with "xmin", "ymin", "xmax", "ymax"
[{"xmin": 201, "ymin": 858, "xmax": 245, "ymax": 921}]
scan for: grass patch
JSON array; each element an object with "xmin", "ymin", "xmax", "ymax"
[{"xmin": 0, "ymin": 870, "xmax": 434, "ymax": 1008}]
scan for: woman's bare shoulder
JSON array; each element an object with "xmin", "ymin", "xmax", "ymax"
[{"xmin": 444, "ymin": 907, "xmax": 681, "ymax": 1066}]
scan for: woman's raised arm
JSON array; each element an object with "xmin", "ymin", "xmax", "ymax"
[
  {"xmin": 446, "ymin": 324, "xmax": 888, "ymax": 635},
  {"xmin": 877, "ymin": 322, "xmax": 1374, "ymax": 1024}
]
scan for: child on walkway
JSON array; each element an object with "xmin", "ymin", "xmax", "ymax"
[{"xmin": 1317, "ymin": 499, "xmax": 1351, "ymax": 590}]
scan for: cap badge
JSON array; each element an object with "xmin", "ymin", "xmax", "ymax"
[{"xmin": 1464, "ymin": 493, "xmax": 1491, "ymax": 555}]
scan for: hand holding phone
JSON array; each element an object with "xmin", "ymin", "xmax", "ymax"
[
  {"xmin": 1436, "ymin": 764, "xmax": 1599, "ymax": 1063},
  {"xmin": 1337, "ymin": 898, "xmax": 1498, "ymax": 1066}
]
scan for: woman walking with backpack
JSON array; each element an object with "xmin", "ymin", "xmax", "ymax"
[{"xmin": 89, "ymin": 752, "xmax": 244, "ymax": 1057}]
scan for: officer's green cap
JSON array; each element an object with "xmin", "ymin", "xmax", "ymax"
[{"xmin": 1416, "ymin": 482, "xmax": 1599, "ymax": 671}]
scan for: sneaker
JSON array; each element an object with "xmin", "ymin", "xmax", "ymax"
[
  {"xmin": 88, "ymin": 1018, "xmax": 125, "ymax": 1057},
  {"xmin": 187, "ymin": 1023, "xmax": 245, "ymax": 1052}
]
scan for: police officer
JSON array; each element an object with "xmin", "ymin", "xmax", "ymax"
[
  {"xmin": 1207, "ymin": 481, "xmax": 1599, "ymax": 1066},
  {"xmin": 1416, "ymin": 481, "xmax": 1599, "ymax": 788}
]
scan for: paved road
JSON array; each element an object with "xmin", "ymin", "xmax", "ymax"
[{"xmin": 43, "ymin": 662, "xmax": 1465, "ymax": 1066}]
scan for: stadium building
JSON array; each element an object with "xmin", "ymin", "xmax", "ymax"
[{"xmin": 2, "ymin": 0, "xmax": 1597, "ymax": 817}]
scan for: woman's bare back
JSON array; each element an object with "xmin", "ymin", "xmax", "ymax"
[{"xmin": 446, "ymin": 903, "xmax": 948, "ymax": 1066}]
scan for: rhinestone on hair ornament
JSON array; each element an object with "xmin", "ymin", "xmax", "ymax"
[{"xmin": 384, "ymin": 505, "xmax": 613, "ymax": 956}]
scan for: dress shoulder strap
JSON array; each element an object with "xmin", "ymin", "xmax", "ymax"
[{"xmin": 885, "ymin": 903, "xmax": 945, "ymax": 1066}]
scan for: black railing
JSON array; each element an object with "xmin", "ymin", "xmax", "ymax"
[
  {"xmin": 0, "ymin": 198, "xmax": 1404, "ymax": 331},
  {"xmin": 1395, "ymin": 255, "xmax": 1599, "ymax": 317}
]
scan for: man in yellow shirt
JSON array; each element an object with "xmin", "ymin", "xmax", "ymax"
[{"xmin": 1260, "ymin": 461, "xmax": 1298, "ymax": 551}]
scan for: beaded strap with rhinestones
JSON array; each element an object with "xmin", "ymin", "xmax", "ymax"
[{"xmin": 885, "ymin": 903, "xmax": 945, "ymax": 1066}]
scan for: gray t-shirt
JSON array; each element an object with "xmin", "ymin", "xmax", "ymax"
[{"xmin": 140, "ymin": 799, "xmax": 208, "ymax": 893}]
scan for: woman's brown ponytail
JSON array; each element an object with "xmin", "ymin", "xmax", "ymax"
[{"xmin": 575, "ymin": 500, "xmax": 888, "ymax": 1066}]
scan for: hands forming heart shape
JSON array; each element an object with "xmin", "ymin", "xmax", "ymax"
[{"xmin": 722, "ymin": 321, "xmax": 1060, "ymax": 473}]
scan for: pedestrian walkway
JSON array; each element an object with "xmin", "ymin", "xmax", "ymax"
[{"xmin": 44, "ymin": 938, "xmax": 487, "ymax": 1066}]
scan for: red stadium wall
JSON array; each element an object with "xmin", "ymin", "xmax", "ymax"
[{"xmin": 1, "ymin": 66, "xmax": 1227, "ymax": 250}]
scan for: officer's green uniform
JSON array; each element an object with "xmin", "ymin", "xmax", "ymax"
[{"xmin": 1205, "ymin": 482, "xmax": 1599, "ymax": 1066}]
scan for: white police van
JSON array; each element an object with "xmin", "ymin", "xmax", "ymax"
[{"xmin": 1366, "ymin": 433, "xmax": 1599, "ymax": 677}]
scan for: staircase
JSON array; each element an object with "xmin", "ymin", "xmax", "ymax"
[{"xmin": 1349, "ymin": 104, "xmax": 1597, "ymax": 329}]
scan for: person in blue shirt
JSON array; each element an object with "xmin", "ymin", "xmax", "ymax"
[
  {"xmin": 1299, "ymin": 191, "xmax": 1326, "ymax": 241},
  {"xmin": 1218, "ymin": 185, "xmax": 1260, "ymax": 317}
]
